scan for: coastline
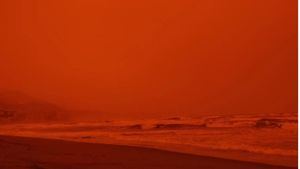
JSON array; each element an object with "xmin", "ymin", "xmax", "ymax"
[{"xmin": 0, "ymin": 135, "xmax": 296, "ymax": 169}]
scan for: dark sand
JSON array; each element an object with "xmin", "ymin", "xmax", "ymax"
[{"xmin": 0, "ymin": 135, "xmax": 296, "ymax": 169}]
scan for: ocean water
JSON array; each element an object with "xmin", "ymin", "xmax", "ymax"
[{"xmin": 0, "ymin": 113, "xmax": 297, "ymax": 166}]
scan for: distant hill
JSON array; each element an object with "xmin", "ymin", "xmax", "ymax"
[{"xmin": 0, "ymin": 91, "xmax": 66, "ymax": 123}]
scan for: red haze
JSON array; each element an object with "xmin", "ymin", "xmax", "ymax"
[{"xmin": 0, "ymin": 0, "xmax": 297, "ymax": 118}]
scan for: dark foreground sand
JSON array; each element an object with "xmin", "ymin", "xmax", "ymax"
[{"xmin": 0, "ymin": 135, "xmax": 296, "ymax": 169}]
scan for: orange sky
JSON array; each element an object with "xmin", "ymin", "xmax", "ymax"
[{"xmin": 0, "ymin": 0, "xmax": 297, "ymax": 117}]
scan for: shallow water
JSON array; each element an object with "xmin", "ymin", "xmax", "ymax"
[{"xmin": 0, "ymin": 113, "xmax": 297, "ymax": 166}]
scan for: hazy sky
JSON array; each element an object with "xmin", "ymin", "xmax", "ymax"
[{"xmin": 0, "ymin": 0, "xmax": 297, "ymax": 117}]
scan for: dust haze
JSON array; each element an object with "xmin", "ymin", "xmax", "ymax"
[{"xmin": 0, "ymin": 0, "xmax": 297, "ymax": 119}]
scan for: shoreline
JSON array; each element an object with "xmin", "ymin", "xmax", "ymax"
[
  {"xmin": 0, "ymin": 134, "xmax": 297, "ymax": 169},
  {"xmin": 0, "ymin": 132, "xmax": 297, "ymax": 167}
]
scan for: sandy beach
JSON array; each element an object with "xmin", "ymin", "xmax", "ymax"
[{"xmin": 0, "ymin": 135, "xmax": 296, "ymax": 169}]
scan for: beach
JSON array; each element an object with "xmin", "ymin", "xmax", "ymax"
[{"xmin": 0, "ymin": 135, "xmax": 296, "ymax": 169}]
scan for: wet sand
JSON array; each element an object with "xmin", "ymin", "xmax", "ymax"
[{"xmin": 0, "ymin": 135, "xmax": 296, "ymax": 169}]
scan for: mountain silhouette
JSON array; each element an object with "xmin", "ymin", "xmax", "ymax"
[{"xmin": 0, "ymin": 91, "xmax": 65, "ymax": 123}]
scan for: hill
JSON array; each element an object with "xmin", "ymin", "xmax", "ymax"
[{"xmin": 0, "ymin": 91, "xmax": 65, "ymax": 123}]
